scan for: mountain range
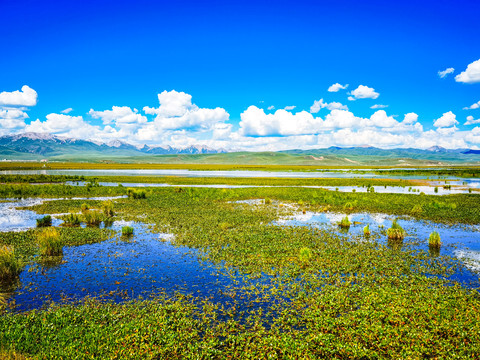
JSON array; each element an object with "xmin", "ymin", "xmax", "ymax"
[{"xmin": 0, "ymin": 132, "xmax": 479, "ymax": 165}]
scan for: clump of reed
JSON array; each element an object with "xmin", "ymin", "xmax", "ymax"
[
  {"xmin": 387, "ymin": 219, "xmax": 406, "ymax": 240},
  {"xmin": 363, "ymin": 224, "xmax": 371, "ymax": 237},
  {"xmin": 127, "ymin": 188, "xmax": 147, "ymax": 199},
  {"xmin": 83, "ymin": 210, "xmax": 103, "ymax": 226},
  {"xmin": 37, "ymin": 227, "xmax": 63, "ymax": 256},
  {"xmin": 0, "ymin": 246, "xmax": 23, "ymax": 281},
  {"xmin": 122, "ymin": 226, "xmax": 134, "ymax": 236},
  {"xmin": 428, "ymin": 231, "xmax": 442, "ymax": 248},
  {"xmin": 264, "ymin": 198, "xmax": 272, "ymax": 205},
  {"xmin": 61, "ymin": 212, "xmax": 81, "ymax": 227},
  {"xmin": 81, "ymin": 203, "xmax": 89, "ymax": 213},
  {"xmin": 102, "ymin": 201, "xmax": 115, "ymax": 218},
  {"xmin": 338, "ymin": 216, "xmax": 351, "ymax": 228},
  {"xmin": 36, "ymin": 215, "xmax": 52, "ymax": 228}
]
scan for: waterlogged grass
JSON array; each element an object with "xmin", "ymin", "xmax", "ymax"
[
  {"xmin": 121, "ymin": 226, "xmax": 134, "ymax": 236},
  {"xmin": 35, "ymin": 215, "xmax": 51, "ymax": 227},
  {"xmin": 37, "ymin": 228, "xmax": 63, "ymax": 256},
  {"xmin": 429, "ymin": 231, "xmax": 442, "ymax": 248},
  {"xmin": 1, "ymin": 181, "xmax": 480, "ymax": 357},
  {"xmin": 0, "ymin": 246, "xmax": 22, "ymax": 282}
]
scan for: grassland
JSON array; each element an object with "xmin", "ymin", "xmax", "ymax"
[{"xmin": 1, "ymin": 177, "xmax": 480, "ymax": 358}]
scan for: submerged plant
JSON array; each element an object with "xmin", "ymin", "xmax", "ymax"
[
  {"xmin": 0, "ymin": 246, "xmax": 23, "ymax": 281},
  {"xmin": 122, "ymin": 226, "xmax": 134, "ymax": 236},
  {"xmin": 387, "ymin": 219, "xmax": 406, "ymax": 240},
  {"xmin": 83, "ymin": 210, "xmax": 103, "ymax": 226},
  {"xmin": 428, "ymin": 231, "xmax": 442, "ymax": 248},
  {"xmin": 363, "ymin": 224, "xmax": 371, "ymax": 237},
  {"xmin": 36, "ymin": 215, "xmax": 52, "ymax": 228},
  {"xmin": 61, "ymin": 212, "xmax": 81, "ymax": 227},
  {"xmin": 38, "ymin": 227, "xmax": 63, "ymax": 256},
  {"xmin": 338, "ymin": 216, "xmax": 351, "ymax": 228}
]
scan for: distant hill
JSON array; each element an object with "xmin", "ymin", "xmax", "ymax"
[
  {"xmin": 0, "ymin": 133, "xmax": 226, "ymax": 160},
  {"xmin": 0, "ymin": 133, "xmax": 479, "ymax": 165}
]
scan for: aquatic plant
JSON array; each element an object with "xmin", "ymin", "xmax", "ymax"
[
  {"xmin": 37, "ymin": 227, "xmax": 63, "ymax": 256},
  {"xmin": 127, "ymin": 188, "xmax": 147, "ymax": 199},
  {"xmin": 299, "ymin": 247, "xmax": 313, "ymax": 261},
  {"xmin": 122, "ymin": 226, "xmax": 134, "ymax": 236},
  {"xmin": 428, "ymin": 231, "xmax": 442, "ymax": 248},
  {"xmin": 0, "ymin": 246, "xmax": 23, "ymax": 281},
  {"xmin": 264, "ymin": 198, "xmax": 272, "ymax": 204},
  {"xmin": 80, "ymin": 203, "xmax": 89, "ymax": 213},
  {"xmin": 83, "ymin": 210, "xmax": 103, "ymax": 226},
  {"xmin": 434, "ymin": 186, "xmax": 438, "ymax": 193},
  {"xmin": 387, "ymin": 219, "xmax": 406, "ymax": 240},
  {"xmin": 363, "ymin": 224, "xmax": 370, "ymax": 237},
  {"xmin": 61, "ymin": 212, "xmax": 81, "ymax": 227},
  {"xmin": 102, "ymin": 201, "xmax": 115, "ymax": 217},
  {"xmin": 36, "ymin": 215, "xmax": 52, "ymax": 228},
  {"xmin": 411, "ymin": 204, "xmax": 423, "ymax": 215},
  {"xmin": 338, "ymin": 216, "xmax": 351, "ymax": 228}
]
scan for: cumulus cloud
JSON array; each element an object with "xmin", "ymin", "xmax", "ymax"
[
  {"xmin": 438, "ymin": 68, "xmax": 455, "ymax": 78},
  {"xmin": 25, "ymin": 113, "xmax": 100, "ymax": 139},
  {"xmin": 284, "ymin": 105, "xmax": 296, "ymax": 111},
  {"xmin": 465, "ymin": 115, "xmax": 480, "ymax": 125},
  {"xmin": 371, "ymin": 104, "xmax": 388, "ymax": 109},
  {"xmin": 89, "ymin": 106, "xmax": 147, "ymax": 125},
  {"xmin": 143, "ymin": 90, "xmax": 229, "ymax": 131},
  {"xmin": 61, "ymin": 108, "xmax": 73, "ymax": 114},
  {"xmin": 403, "ymin": 113, "xmax": 418, "ymax": 125},
  {"xmin": 348, "ymin": 85, "xmax": 379, "ymax": 100},
  {"xmin": 433, "ymin": 111, "xmax": 458, "ymax": 128},
  {"xmin": 463, "ymin": 100, "xmax": 480, "ymax": 110},
  {"xmin": 267, "ymin": 105, "xmax": 275, "ymax": 110},
  {"xmin": 327, "ymin": 83, "xmax": 348, "ymax": 92},
  {"xmin": 310, "ymin": 99, "xmax": 348, "ymax": 113},
  {"xmin": 455, "ymin": 59, "xmax": 480, "ymax": 84},
  {"xmin": 0, "ymin": 108, "xmax": 28, "ymax": 132},
  {"xmin": 0, "ymin": 85, "xmax": 37, "ymax": 107}
]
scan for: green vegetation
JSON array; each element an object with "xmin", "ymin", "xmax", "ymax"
[
  {"xmin": 1, "ymin": 176, "xmax": 480, "ymax": 357},
  {"xmin": 363, "ymin": 224, "xmax": 371, "ymax": 236},
  {"xmin": 60, "ymin": 212, "xmax": 81, "ymax": 227},
  {"xmin": 36, "ymin": 215, "xmax": 52, "ymax": 227},
  {"xmin": 127, "ymin": 188, "xmax": 147, "ymax": 199},
  {"xmin": 429, "ymin": 231, "xmax": 442, "ymax": 248},
  {"xmin": 37, "ymin": 227, "xmax": 63, "ymax": 256},
  {"xmin": 338, "ymin": 215, "xmax": 351, "ymax": 228},
  {"xmin": 83, "ymin": 210, "xmax": 103, "ymax": 226},
  {"xmin": 101, "ymin": 200, "xmax": 115, "ymax": 217},
  {"xmin": 387, "ymin": 219, "xmax": 406, "ymax": 240},
  {"xmin": 121, "ymin": 226, "xmax": 134, "ymax": 236},
  {"xmin": 0, "ymin": 246, "xmax": 22, "ymax": 281}
]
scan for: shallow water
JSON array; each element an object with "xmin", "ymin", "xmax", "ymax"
[
  {"xmin": 3, "ymin": 222, "xmax": 262, "ymax": 312},
  {"xmin": 274, "ymin": 210, "xmax": 480, "ymax": 283},
  {"xmin": 2, "ymin": 169, "xmax": 479, "ymax": 186},
  {"xmin": 63, "ymin": 181, "xmax": 477, "ymax": 195},
  {"xmin": 0, "ymin": 196, "xmax": 126, "ymax": 232}
]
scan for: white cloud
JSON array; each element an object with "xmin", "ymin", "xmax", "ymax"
[
  {"xmin": 267, "ymin": 105, "xmax": 275, "ymax": 110},
  {"xmin": 348, "ymin": 85, "xmax": 379, "ymax": 100},
  {"xmin": 310, "ymin": 99, "xmax": 348, "ymax": 113},
  {"xmin": 61, "ymin": 108, "xmax": 73, "ymax": 114},
  {"xmin": 0, "ymin": 85, "xmax": 37, "ymax": 107},
  {"xmin": 0, "ymin": 108, "xmax": 28, "ymax": 131},
  {"xmin": 370, "ymin": 104, "xmax": 388, "ymax": 109},
  {"xmin": 465, "ymin": 115, "xmax": 480, "ymax": 125},
  {"xmin": 433, "ymin": 111, "xmax": 458, "ymax": 128},
  {"xmin": 438, "ymin": 68, "xmax": 454, "ymax": 78},
  {"xmin": 89, "ymin": 106, "xmax": 147, "ymax": 125},
  {"xmin": 328, "ymin": 83, "xmax": 348, "ymax": 92},
  {"xmin": 25, "ymin": 113, "xmax": 100, "ymax": 139},
  {"xmin": 143, "ymin": 90, "xmax": 229, "ymax": 131},
  {"xmin": 463, "ymin": 100, "xmax": 480, "ymax": 110},
  {"xmin": 455, "ymin": 59, "xmax": 480, "ymax": 84},
  {"xmin": 403, "ymin": 112, "xmax": 418, "ymax": 125},
  {"xmin": 284, "ymin": 105, "xmax": 296, "ymax": 111},
  {"xmin": 239, "ymin": 106, "xmax": 322, "ymax": 136}
]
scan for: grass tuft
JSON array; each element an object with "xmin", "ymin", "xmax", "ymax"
[
  {"xmin": 122, "ymin": 226, "xmax": 134, "ymax": 236},
  {"xmin": 127, "ymin": 188, "xmax": 147, "ymax": 199},
  {"xmin": 363, "ymin": 224, "xmax": 371, "ymax": 237},
  {"xmin": 0, "ymin": 246, "xmax": 23, "ymax": 281},
  {"xmin": 387, "ymin": 219, "xmax": 406, "ymax": 240},
  {"xmin": 338, "ymin": 215, "xmax": 351, "ymax": 228},
  {"xmin": 37, "ymin": 227, "xmax": 63, "ymax": 256},
  {"xmin": 61, "ymin": 212, "xmax": 81, "ymax": 227},
  {"xmin": 36, "ymin": 215, "xmax": 52, "ymax": 228},
  {"xmin": 83, "ymin": 210, "xmax": 103, "ymax": 226},
  {"xmin": 428, "ymin": 231, "xmax": 442, "ymax": 248},
  {"xmin": 102, "ymin": 201, "xmax": 115, "ymax": 217}
]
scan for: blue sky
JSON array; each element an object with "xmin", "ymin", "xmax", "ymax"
[{"xmin": 1, "ymin": 0, "xmax": 479, "ymax": 150}]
